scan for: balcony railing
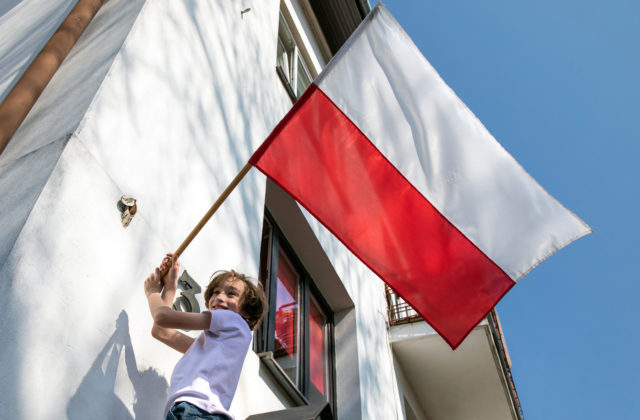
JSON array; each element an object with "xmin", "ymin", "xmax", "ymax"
[
  {"xmin": 486, "ymin": 310, "xmax": 525, "ymax": 420},
  {"xmin": 385, "ymin": 285, "xmax": 423, "ymax": 325}
]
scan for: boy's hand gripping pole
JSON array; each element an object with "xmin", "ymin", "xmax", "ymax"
[{"xmin": 160, "ymin": 162, "xmax": 252, "ymax": 276}]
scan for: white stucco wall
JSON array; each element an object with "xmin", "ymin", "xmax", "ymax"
[
  {"xmin": 0, "ymin": 0, "xmax": 147, "ymax": 266},
  {"xmin": 1, "ymin": 0, "xmax": 288, "ymax": 417},
  {"xmin": 0, "ymin": 0, "xmax": 404, "ymax": 418},
  {"xmin": 1, "ymin": 135, "xmax": 174, "ymax": 418},
  {"xmin": 73, "ymin": 0, "xmax": 285, "ymax": 283}
]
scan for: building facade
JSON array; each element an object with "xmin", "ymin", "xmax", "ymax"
[{"xmin": 0, "ymin": 0, "xmax": 522, "ymax": 418}]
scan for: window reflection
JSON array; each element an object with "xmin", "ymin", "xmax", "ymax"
[
  {"xmin": 274, "ymin": 250, "xmax": 300, "ymax": 386},
  {"xmin": 309, "ymin": 294, "xmax": 328, "ymax": 400},
  {"xmin": 258, "ymin": 213, "xmax": 334, "ymax": 409}
]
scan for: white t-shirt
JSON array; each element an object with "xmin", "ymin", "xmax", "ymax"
[{"xmin": 163, "ymin": 309, "xmax": 252, "ymax": 419}]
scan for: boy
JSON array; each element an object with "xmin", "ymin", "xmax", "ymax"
[{"xmin": 144, "ymin": 254, "xmax": 267, "ymax": 420}]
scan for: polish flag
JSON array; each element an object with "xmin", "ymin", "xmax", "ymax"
[{"xmin": 250, "ymin": 4, "xmax": 590, "ymax": 348}]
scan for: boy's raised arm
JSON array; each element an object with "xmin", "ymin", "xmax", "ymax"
[{"xmin": 144, "ymin": 255, "xmax": 210, "ymax": 353}]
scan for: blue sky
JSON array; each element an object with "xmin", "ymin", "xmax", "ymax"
[{"xmin": 383, "ymin": 1, "xmax": 639, "ymax": 418}]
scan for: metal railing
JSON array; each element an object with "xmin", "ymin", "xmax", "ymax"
[
  {"xmin": 385, "ymin": 285, "xmax": 423, "ymax": 326},
  {"xmin": 486, "ymin": 310, "xmax": 525, "ymax": 420}
]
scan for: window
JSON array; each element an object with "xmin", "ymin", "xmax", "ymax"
[
  {"xmin": 257, "ymin": 213, "xmax": 335, "ymax": 408},
  {"xmin": 276, "ymin": 12, "xmax": 313, "ymax": 100}
]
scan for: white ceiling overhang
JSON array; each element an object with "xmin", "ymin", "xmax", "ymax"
[{"xmin": 391, "ymin": 320, "xmax": 519, "ymax": 420}]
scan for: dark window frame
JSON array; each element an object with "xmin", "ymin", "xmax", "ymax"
[{"xmin": 256, "ymin": 210, "xmax": 336, "ymax": 411}]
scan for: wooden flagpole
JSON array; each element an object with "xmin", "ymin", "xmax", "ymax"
[
  {"xmin": 0, "ymin": 0, "xmax": 107, "ymax": 156},
  {"xmin": 162, "ymin": 162, "xmax": 253, "ymax": 274}
]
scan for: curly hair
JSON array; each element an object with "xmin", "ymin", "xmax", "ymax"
[{"xmin": 204, "ymin": 270, "xmax": 267, "ymax": 331}]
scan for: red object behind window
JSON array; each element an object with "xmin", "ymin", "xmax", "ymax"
[
  {"xmin": 274, "ymin": 253, "xmax": 299, "ymax": 358},
  {"xmin": 309, "ymin": 295, "xmax": 326, "ymax": 396}
]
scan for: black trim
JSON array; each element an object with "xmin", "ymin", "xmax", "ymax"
[
  {"xmin": 258, "ymin": 351, "xmax": 309, "ymax": 406},
  {"xmin": 266, "ymin": 224, "xmax": 279, "ymax": 353},
  {"xmin": 257, "ymin": 210, "xmax": 336, "ymax": 416},
  {"xmin": 302, "ymin": 269, "xmax": 310, "ymax": 397}
]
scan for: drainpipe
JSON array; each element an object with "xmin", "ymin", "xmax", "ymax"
[
  {"xmin": 355, "ymin": 0, "xmax": 371, "ymax": 18},
  {"xmin": 0, "ymin": 0, "xmax": 107, "ymax": 156}
]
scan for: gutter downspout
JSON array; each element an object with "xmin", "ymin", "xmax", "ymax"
[
  {"xmin": 0, "ymin": 0, "xmax": 107, "ymax": 156},
  {"xmin": 355, "ymin": 0, "xmax": 371, "ymax": 19}
]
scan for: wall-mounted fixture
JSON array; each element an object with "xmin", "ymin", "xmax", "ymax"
[{"xmin": 117, "ymin": 195, "xmax": 137, "ymax": 227}]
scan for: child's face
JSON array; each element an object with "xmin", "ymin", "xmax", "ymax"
[{"xmin": 208, "ymin": 278, "xmax": 246, "ymax": 314}]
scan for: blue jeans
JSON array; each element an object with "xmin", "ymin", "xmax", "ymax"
[{"xmin": 166, "ymin": 401, "xmax": 229, "ymax": 420}]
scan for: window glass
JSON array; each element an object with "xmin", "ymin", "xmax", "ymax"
[
  {"xmin": 276, "ymin": 37, "xmax": 291, "ymax": 82},
  {"xmin": 274, "ymin": 250, "xmax": 300, "ymax": 385},
  {"xmin": 277, "ymin": 14, "xmax": 295, "ymax": 85},
  {"xmin": 309, "ymin": 293, "xmax": 328, "ymax": 400},
  {"xmin": 295, "ymin": 56, "xmax": 311, "ymax": 98}
]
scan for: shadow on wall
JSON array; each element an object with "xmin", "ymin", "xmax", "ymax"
[
  {"xmin": 66, "ymin": 310, "xmax": 168, "ymax": 419},
  {"xmin": 104, "ymin": 0, "xmax": 286, "ymax": 273}
]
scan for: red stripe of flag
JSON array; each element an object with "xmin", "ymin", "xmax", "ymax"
[{"xmin": 250, "ymin": 84, "xmax": 515, "ymax": 348}]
